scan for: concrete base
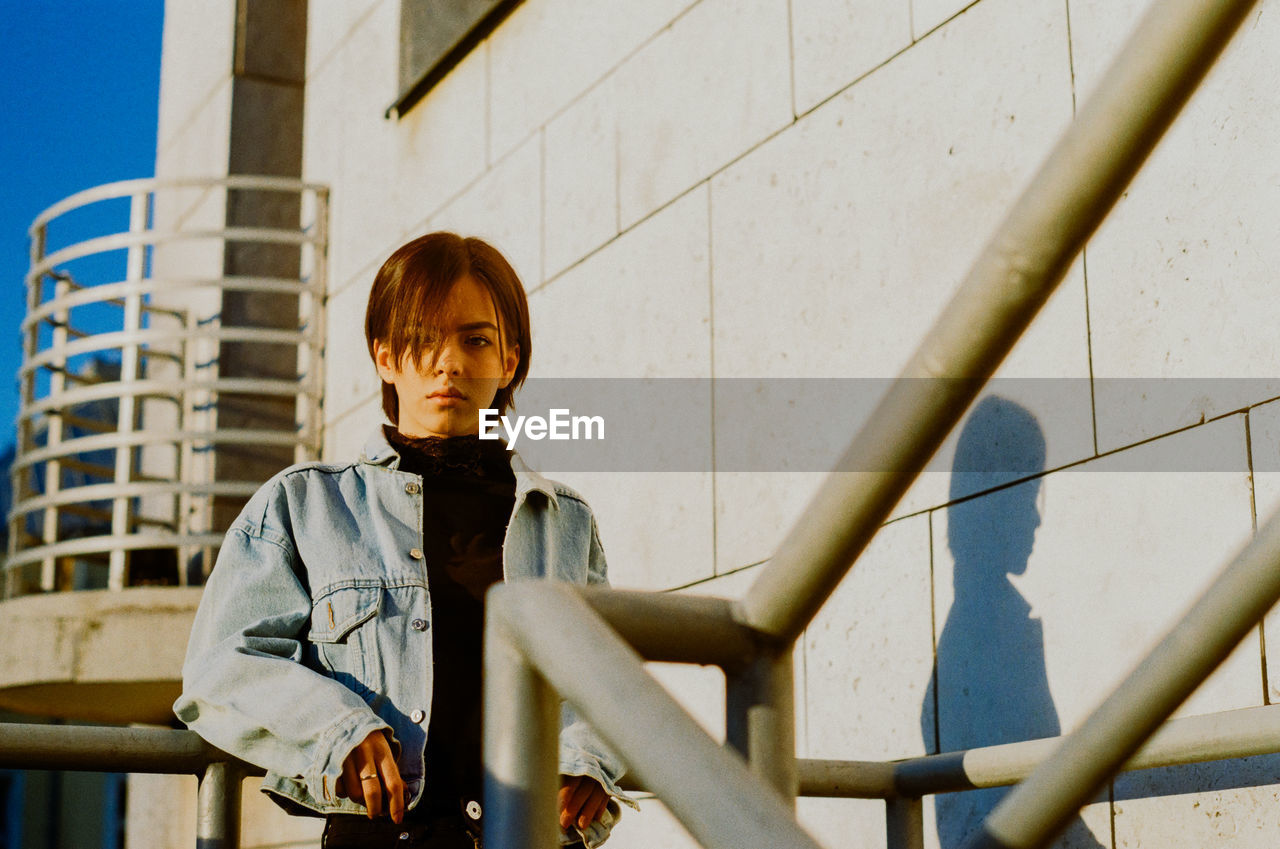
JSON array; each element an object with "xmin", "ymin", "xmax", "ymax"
[{"xmin": 0, "ymin": 587, "xmax": 202, "ymax": 724}]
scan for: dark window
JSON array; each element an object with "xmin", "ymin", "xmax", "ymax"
[{"xmin": 391, "ymin": 0, "xmax": 525, "ymax": 118}]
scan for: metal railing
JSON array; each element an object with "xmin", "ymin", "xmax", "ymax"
[
  {"xmin": 6, "ymin": 176, "xmax": 328, "ymax": 597},
  {"xmin": 5, "ymin": 694, "xmax": 1280, "ymax": 848},
  {"xmin": 481, "ymin": 1, "xmax": 1275, "ymax": 848},
  {"xmin": 2, "ymin": 0, "xmax": 1271, "ymax": 847}
]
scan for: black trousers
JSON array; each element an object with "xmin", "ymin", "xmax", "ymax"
[{"xmin": 322, "ymin": 807, "xmax": 481, "ymax": 849}]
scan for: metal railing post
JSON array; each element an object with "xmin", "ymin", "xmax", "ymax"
[
  {"xmin": 738, "ymin": 0, "xmax": 1264, "ymax": 646},
  {"xmin": 961, "ymin": 503, "xmax": 1280, "ymax": 849},
  {"xmin": 196, "ymin": 760, "xmax": 243, "ymax": 849},
  {"xmin": 485, "ymin": 582, "xmax": 824, "ymax": 849},
  {"xmin": 483, "ymin": 605, "xmax": 568, "ymax": 849},
  {"xmin": 726, "ymin": 649, "xmax": 797, "ymax": 804},
  {"xmin": 886, "ymin": 797, "xmax": 925, "ymax": 849},
  {"xmin": 40, "ymin": 272, "xmax": 71, "ymax": 591},
  {"xmin": 109, "ymin": 189, "xmax": 152, "ymax": 590}
]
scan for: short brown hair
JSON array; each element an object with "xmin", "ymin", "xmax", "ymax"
[{"xmin": 364, "ymin": 232, "xmax": 531, "ymax": 423}]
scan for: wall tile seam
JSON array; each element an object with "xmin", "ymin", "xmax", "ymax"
[
  {"xmin": 528, "ymin": 169, "xmax": 718, "ymax": 298},
  {"xmin": 669, "ymin": 558, "xmax": 768, "ymax": 593},
  {"xmin": 706, "ymin": 184, "xmax": 719, "ymax": 576},
  {"xmin": 484, "ymin": 0, "xmax": 708, "ymax": 167},
  {"xmin": 790, "ymin": 0, "xmax": 982, "ymax": 126},
  {"xmin": 325, "ymin": 0, "xmax": 944, "ymax": 299},
  {"xmin": 323, "ymin": 389, "xmax": 380, "ymax": 430},
  {"xmin": 531, "ymin": 0, "xmax": 1003, "ymax": 299},
  {"xmin": 159, "ymin": 187, "xmax": 225, "ymax": 233},
  {"xmin": 912, "ymin": 0, "xmax": 986, "ymax": 45},
  {"xmin": 784, "ymin": 0, "xmax": 798, "ymax": 119},
  {"xmin": 304, "ymin": 0, "xmax": 388, "ymax": 84},
  {"xmin": 157, "ymin": 76, "xmax": 235, "ymax": 157},
  {"xmin": 326, "ymin": 127, "xmax": 548, "ymax": 295},
  {"xmin": 893, "ymin": 408, "xmax": 1259, "ymax": 524}
]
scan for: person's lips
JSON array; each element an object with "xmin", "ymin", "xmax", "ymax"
[{"xmin": 428, "ymin": 388, "xmax": 467, "ymax": 400}]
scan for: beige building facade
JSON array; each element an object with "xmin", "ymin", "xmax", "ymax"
[{"xmin": 41, "ymin": 0, "xmax": 1280, "ymax": 846}]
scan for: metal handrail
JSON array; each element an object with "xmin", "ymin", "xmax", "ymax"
[
  {"xmin": 6, "ymin": 700, "xmax": 1280, "ymax": 846},
  {"xmin": 30, "ymin": 174, "xmax": 327, "ymax": 229},
  {"xmin": 480, "ymin": 0, "xmax": 1269, "ymax": 848},
  {"xmin": 21, "ymin": 276, "xmax": 318, "ymax": 329},
  {"xmin": 7, "ymin": 175, "xmax": 328, "ymax": 597}
]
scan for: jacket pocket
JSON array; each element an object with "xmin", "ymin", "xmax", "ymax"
[{"xmin": 308, "ymin": 585, "xmax": 383, "ymax": 699}]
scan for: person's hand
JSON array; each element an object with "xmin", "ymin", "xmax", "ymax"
[
  {"xmin": 558, "ymin": 774, "xmax": 610, "ymax": 831},
  {"xmin": 337, "ymin": 730, "xmax": 405, "ymax": 823}
]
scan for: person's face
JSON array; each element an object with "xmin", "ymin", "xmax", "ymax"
[{"xmin": 374, "ymin": 274, "xmax": 520, "ymax": 438}]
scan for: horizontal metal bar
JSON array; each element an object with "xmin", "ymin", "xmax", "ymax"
[
  {"xmin": 0, "ymin": 723, "xmax": 263, "ymax": 776},
  {"xmin": 967, "ymin": 498, "xmax": 1280, "ymax": 849},
  {"xmin": 3, "ymin": 532, "xmax": 229, "ymax": 570},
  {"xmin": 21, "ymin": 325, "xmax": 310, "ymax": 378},
  {"xmin": 33, "ymin": 226, "xmax": 318, "ymax": 278},
  {"xmin": 32, "ymin": 175, "xmax": 326, "ymax": 230},
  {"xmin": 488, "ymin": 582, "xmax": 823, "ymax": 849},
  {"xmin": 21, "ymin": 376, "xmax": 316, "ymax": 420},
  {"xmin": 13, "ymin": 427, "xmax": 309, "ymax": 471},
  {"xmin": 580, "ymin": 585, "xmax": 763, "ymax": 670},
  {"xmin": 788, "ymin": 703, "xmax": 1280, "ymax": 799},
  {"xmin": 738, "ymin": 0, "xmax": 1262, "ymax": 646},
  {"xmin": 11, "ymin": 479, "xmax": 260, "ymax": 517},
  {"xmin": 22, "ymin": 277, "xmax": 319, "ymax": 330}
]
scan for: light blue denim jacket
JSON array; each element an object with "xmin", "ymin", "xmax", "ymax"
[{"xmin": 174, "ymin": 427, "xmax": 630, "ymax": 840}]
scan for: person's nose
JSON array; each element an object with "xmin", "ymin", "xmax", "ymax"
[{"xmin": 433, "ymin": 342, "xmax": 464, "ymax": 376}]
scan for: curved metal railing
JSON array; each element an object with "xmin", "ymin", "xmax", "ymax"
[{"xmin": 5, "ymin": 176, "xmax": 328, "ymax": 598}]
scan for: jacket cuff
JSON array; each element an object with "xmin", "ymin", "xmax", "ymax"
[
  {"xmin": 561, "ymin": 797, "xmax": 623, "ymax": 848},
  {"xmin": 558, "ymin": 759, "xmax": 640, "ymax": 848},
  {"xmin": 307, "ymin": 708, "xmax": 395, "ymax": 809}
]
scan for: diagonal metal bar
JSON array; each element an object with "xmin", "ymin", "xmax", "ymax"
[
  {"xmin": 484, "ymin": 581, "xmax": 823, "ymax": 849},
  {"xmin": 739, "ymin": 0, "xmax": 1264, "ymax": 645},
  {"xmin": 960, "ymin": 503, "xmax": 1280, "ymax": 849}
]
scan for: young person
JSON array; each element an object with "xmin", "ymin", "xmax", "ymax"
[{"xmin": 175, "ymin": 233, "xmax": 630, "ymax": 849}]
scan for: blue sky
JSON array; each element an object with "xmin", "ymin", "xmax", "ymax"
[{"xmin": 0, "ymin": 2, "xmax": 164, "ymax": 451}]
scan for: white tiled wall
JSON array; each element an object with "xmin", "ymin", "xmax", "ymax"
[
  {"xmin": 1076, "ymin": 0, "xmax": 1280, "ymax": 447},
  {"xmin": 790, "ymin": 0, "xmax": 912, "ymax": 114},
  {"xmin": 614, "ymin": 0, "xmax": 793, "ymax": 227},
  {"xmin": 285, "ymin": 0, "xmax": 1280, "ymax": 846}
]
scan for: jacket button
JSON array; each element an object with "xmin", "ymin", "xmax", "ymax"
[
  {"xmin": 411, "ymin": 618, "xmax": 428, "ymax": 631},
  {"xmin": 405, "ymin": 481, "xmax": 420, "ymax": 495},
  {"xmin": 410, "ymin": 709, "xmax": 425, "ymax": 724},
  {"xmin": 409, "ymin": 548, "xmax": 424, "ymax": 560}
]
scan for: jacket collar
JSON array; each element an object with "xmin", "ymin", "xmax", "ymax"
[{"xmin": 360, "ymin": 425, "xmax": 560, "ymax": 507}]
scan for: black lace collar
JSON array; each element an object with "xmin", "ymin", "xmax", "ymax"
[{"xmin": 384, "ymin": 425, "xmax": 513, "ymax": 479}]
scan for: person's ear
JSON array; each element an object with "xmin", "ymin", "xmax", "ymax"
[
  {"xmin": 373, "ymin": 341, "xmax": 398, "ymax": 383},
  {"xmin": 499, "ymin": 344, "xmax": 520, "ymax": 389}
]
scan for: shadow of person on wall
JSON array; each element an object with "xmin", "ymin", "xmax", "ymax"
[{"xmin": 922, "ymin": 396, "xmax": 1106, "ymax": 849}]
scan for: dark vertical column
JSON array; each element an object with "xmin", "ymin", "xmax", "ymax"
[{"xmin": 213, "ymin": 0, "xmax": 308, "ymax": 532}]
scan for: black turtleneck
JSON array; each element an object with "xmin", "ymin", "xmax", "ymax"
[{"xmin": 384, "ymin": 426, "xmax": 516, "ymax": 811}]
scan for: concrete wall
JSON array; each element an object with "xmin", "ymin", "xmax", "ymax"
[{"xmin": 150, "ymin": 0, "xmax": 1280, "ymax": 846}]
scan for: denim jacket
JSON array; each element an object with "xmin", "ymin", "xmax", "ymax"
[{"xmin": 174, "ymin": 427, "xmax": 631, "ymax": 842}]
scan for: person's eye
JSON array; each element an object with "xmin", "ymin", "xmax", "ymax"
[{"xmin": 467, "ymin": 335, "xmax": 493, "ymax": 347}]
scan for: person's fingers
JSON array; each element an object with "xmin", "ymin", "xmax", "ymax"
[
  {"xmin": 557, "ymin": 778, "xmax": 581, "ymax": 829},
  {"xmin": 581, "ymin": 784, "xmax": 610, "ymax": 829},
  {"xmin": 361, "ymin": 759, "xmax": 383, "ymax": 820},
  {"xmin": 559, "ymin": 775, "xmax": 603, "ymax": 829},
  {"xmin": 340, "ymin": 754, "xmax": 365, "ymax": 806},
  {"xmin": 375, "ymin": 734, "xmax": 406, "ymax": 824}
]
